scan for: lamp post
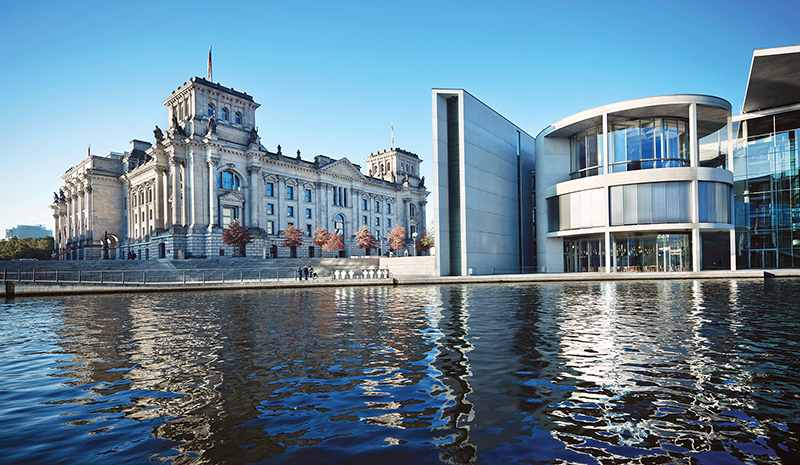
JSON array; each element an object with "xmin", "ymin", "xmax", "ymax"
[{"xmin": 412, "ymin": 232, "xmax": 418, "ymax": 257}]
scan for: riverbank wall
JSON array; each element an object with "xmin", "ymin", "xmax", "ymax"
[{"xmin": 4, "ymin": 267, "xmax": 800, "ymax": 297}]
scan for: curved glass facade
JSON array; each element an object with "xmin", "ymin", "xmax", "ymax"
[
  {"xmin": 569, "ymin": 118, "xmax": 690, "ymax": 179},
  {"xmin": 569, "ymin": 128, "xmax": 603, "ymax": 179},
  {"xmin": 611, "ymin": 118, "xmax": 689, "ymax": 173},
  {"xmin": 612, "ymin": 233, "xmax": 692, "ymax": 272},
  {"xmin": 564, "ymin": 236, "xmax": 605, "ymax": 272}
]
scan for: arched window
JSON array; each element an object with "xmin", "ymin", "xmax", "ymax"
[
  {"xmin": 334, "ymin": 213, "xmax": 345, "ymax": 237},
  {"xmin": 207, "ymin": 103, "xmax": 214, "ymax": 116},
  {"xmin": 410, "ymin": 204, "xmax": 416, "ymax": 218},
  {"xmin": 221, "ymin": 108, "xmax": 229, "ymax": 121},
  {"xmin": 235, "ymin": 112, "xmax": 242, "ymax": 124},
  {"xmin": 217, "ymin": 171, "xmax": 241, "ymax": 191}
]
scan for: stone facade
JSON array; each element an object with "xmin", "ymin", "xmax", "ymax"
[{"xmin": 52, "ymin": 77, "xmax": 428, "ymax": 260}]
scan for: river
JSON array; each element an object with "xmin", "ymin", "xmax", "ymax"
[{"xmin": 1, "ymin": 279, "xmax": 798, "ymax": 464}]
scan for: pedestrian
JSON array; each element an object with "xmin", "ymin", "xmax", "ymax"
[
  {"xmin": 303, "ymin": 266, "xmax": 309, "ymax": 280},
  {"xmin": 297, "ymin": 266, "xmax": 302, "ymax": 280}
]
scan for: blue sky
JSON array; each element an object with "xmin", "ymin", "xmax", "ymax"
[{"xmin": 1, "ymin": 0, "xmax": 797, "ymax": 238}]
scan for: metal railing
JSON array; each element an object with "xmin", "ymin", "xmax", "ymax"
[{"xmin": 1, "ymin": 268, "xmax": 393, "ymax": 285}]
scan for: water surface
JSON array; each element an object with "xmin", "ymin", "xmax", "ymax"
[{"xmin": 1, "ymin": 279, "xmax": 798, "ymax": 463}]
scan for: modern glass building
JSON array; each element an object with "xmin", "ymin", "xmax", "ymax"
[
  {"xmin": 731, "ymin": 44, "xmax": 800, "ymax": 269},
  {"xmin": 535, "ymin": 95, "xmax": 733, "ymax": 273},
  {"xmin": 433, "ymin": 44, "xmax": 800, "ymax": 275}
]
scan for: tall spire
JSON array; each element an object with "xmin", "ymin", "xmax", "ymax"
[{"xmin": 207, "ymin": 46, "xmax": 213, "ymax": 81}]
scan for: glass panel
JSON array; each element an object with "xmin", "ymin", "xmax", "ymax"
[
  {"xmin": 580, "ymin": 189, "xmax": 593, "ymax": 229},
  {"xmin": 699, "ymin": 181, "xmax": 709, "ymax": 223},
  {"xmin": 637, "ymin": 183, "xmax": 652, "ymax": 224},
  {"xmin": 560, "ymin": 194, "xmax": 571, "ymax": 231},
  {"xmin": 652, "ymin": 182, "xmax": 667, "ymax": 223},
  {"xmin": 623, "ymin": 184, "xmax": 637, "ymax": 225},
  {"xmin": 610, "ymin": 186, "xmax": 624, "ymax": 226},
  {"xmin": 641, "ymin": 119, "xmax": 655, "ymax": 170}
]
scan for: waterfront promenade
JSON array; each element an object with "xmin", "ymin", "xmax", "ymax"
[{"xmin": 3, "ymin": 257, "xmax": 799, "ymax": 296}]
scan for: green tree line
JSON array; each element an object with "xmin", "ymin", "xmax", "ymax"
[{"xmin": 0, "ymin": 237, "xmax": 54, "ymax": 260}]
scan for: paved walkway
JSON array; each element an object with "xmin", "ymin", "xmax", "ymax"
[{"xmin": 3, "ymin": 267, "xmax": 799, "ymax": 297}]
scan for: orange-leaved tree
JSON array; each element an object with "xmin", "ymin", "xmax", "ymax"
[
  {"xmin": 324, "ymin": 231, "xmax": 344, "ymax": 257},
  {"xmin": 312, "ymin": 227, "xmax": 330, "ymax": 257},
  {"xmin": 221, "ymin": 220, "xmax": 253, "ymax": 257},
  {"xmin": 354, "ymin": 225, "xmax": 377, "ymax": 256},
  {"xmin": 387, "ymin": 226, "xmax": 406, "ymax": 254},
  {"xmin": 416, "ymin": 227, "xmax": 434, "ymax": 255},
  {"xmin": 281, "ymin": 224, "xmax": 304, "ymax": 258}
]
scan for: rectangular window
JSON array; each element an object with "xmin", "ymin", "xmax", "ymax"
[
  {"xmin": 363, "ymin": 215, "xmax": 367, "ymax": 225},
  {"xmin": 222, "ymin": 206, "xmax": 238, "ymax": 227},
  {"xmin": 375, "ymin": 217, "xmax": 380, "ymax": 227},
  {"xmin": 266, "ymin": 182, "xmax": 274, "ymax": 197},
  {"xmin": 387, "ymin": 203, "xmax": 392, "ymax": 214},
  {"xmin": 305, "ymin": 208, "xmax": 312, "ymax": 219},
  {"xmin": 362, "ymin": 199, "xmax": 368, "ymax": 210},
  {"xmin": 387, "ymin": 218, "xmax": 392, "ymax": 228},
  {"xmin": 375, "ymin": 201, "xmax": 380, "ymax": 213},
  {"xmin": 306, "ymin": 224, "xmax": 312, "ymax": 236},
  {"xmin": 286, "ymin": 185, "xmax": 294, "ymax": 200},
  {"xmin": 333, "ymin": 187, "xmax": 338, "ymax": 205},
  {"xmin": 287, "ymin": 206, "xmax": 294, "ymax": 217},
  {"xmin": 267, "ymin": 203, "xmax": 274, "ymax": 215},
  {"xmin": 267, "ymin": 221, "xmax": 274, "ymax": 235},
  {"xmin": 305, "ymin": 189, "xmax": 312, "ymax": 202}
]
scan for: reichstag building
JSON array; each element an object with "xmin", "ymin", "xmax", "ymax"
[{"xmin": 52, "ymin": 77, "xmax": 428, "ymax": 260}]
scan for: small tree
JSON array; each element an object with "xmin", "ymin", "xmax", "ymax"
[
  {"xmin": 281, "ymin": 224, "xmax": 304, "ymax": 258},
  {"xmin": 221, "ymin": 220, "xmax": 253, "ymax": 257},
  {"xmin": 387, "ymin": 226, "xmax": 406, "ymax": 255},
  {"xmin": 417, "ymin": 227, "xmax": 434, "ymax": 255},
  {"xmin": 324, "ymin": 231, "xmax": 344, "ymax": 257},
  {"xmin": 312, "ymin": 227, "xmax": 330, "ymax": 257},
  {"xmin": 355, "ymin": 225, "xmax": 377, "ymax": 256}
]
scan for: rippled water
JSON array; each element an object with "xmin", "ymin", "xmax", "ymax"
[{"xmin": 1, "ymin": 279, "xmax": 799, "ymax": 464}]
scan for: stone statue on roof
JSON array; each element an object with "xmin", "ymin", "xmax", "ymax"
[
  {"xmin": 153, "ymin": 125, "xmax": 164, "ymax": 142},
  {"xmin": 171, "ymin": 115, "xmax": 187, "ymax": 137},
  {"xmin": 248, "ymin": 126, "xmax": 259, "ymax": 145},
  {"xmin": 207, "ymin": 118, "xmax": 216, "ymax": 135}
]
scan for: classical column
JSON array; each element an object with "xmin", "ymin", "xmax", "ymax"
[
  {"xmin": 248, "ymin": 166, "xmax": 261, "ymax": 228},
  {"xmin": 188, "ymin": 153, "xmax": 196, "ymax": 227},
  {"xmin": 207, "ymin": 157, "xmax": 219, "ymax": 229},
  {"xmin": 154, "ymin": 170, "xmax": 163, "ymax": 230},
  {"xmin": 162, "ymin": 169, "xmax": 171, "ymax": 229},
  {"xmin": 170, "ymin": 159, "xmax": 180, "ymax": 226},
  {"xmin": 180, "ymin": 162, "xmax": 186, "ymax": 226},
  {"xmin": 71, "ymin": 191, "xmax": 78, "ymax": 240}
]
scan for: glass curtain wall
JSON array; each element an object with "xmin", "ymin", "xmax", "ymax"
[
  {"xmin": 570, "ymin": 128, "xmax": 603, "ymax": 179},
  {"xmin": 612, "ymin": 233, "xmax": 692, "ymax": 272},
  {"xmin": 610, "ymin": 118, "xmax": 689, "ymax": 173},
  {"xmin": 733, "ymin": 127, "xmax": 800, "ymax": 268},
  {"xmin": 564, "ymin": 236, "xmax": 605, "ymax": 272}
]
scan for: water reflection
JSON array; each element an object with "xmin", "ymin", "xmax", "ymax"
[{"xmin": 0, "ymin": 280, "xmax": 798, "ymax": 464}]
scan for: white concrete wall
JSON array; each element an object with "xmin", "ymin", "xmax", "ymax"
[
  {"xmin": 433, "ymin": 89, "xmax": 535, "ymax": 276},
  {"xmin": 535, "ymin": 130, "xmax": 570, "ymax": 273}
]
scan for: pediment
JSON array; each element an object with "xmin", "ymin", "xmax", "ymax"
[
  {"xmin": 219, "ymin": 192, "xmax": 245, "ymax": 203},
  {"xmin": 320, "ymin": 158, "xmax": 365, "ymax": 179}
]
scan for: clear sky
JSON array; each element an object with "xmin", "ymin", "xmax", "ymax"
[{"xmin": 1, "ymin": 0, "xmax": 797, "ymax": 238}]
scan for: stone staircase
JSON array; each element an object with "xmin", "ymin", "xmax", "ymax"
[{"xmin": 1, "ymin": 257, "xmax": 383, "ymax": 279}]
